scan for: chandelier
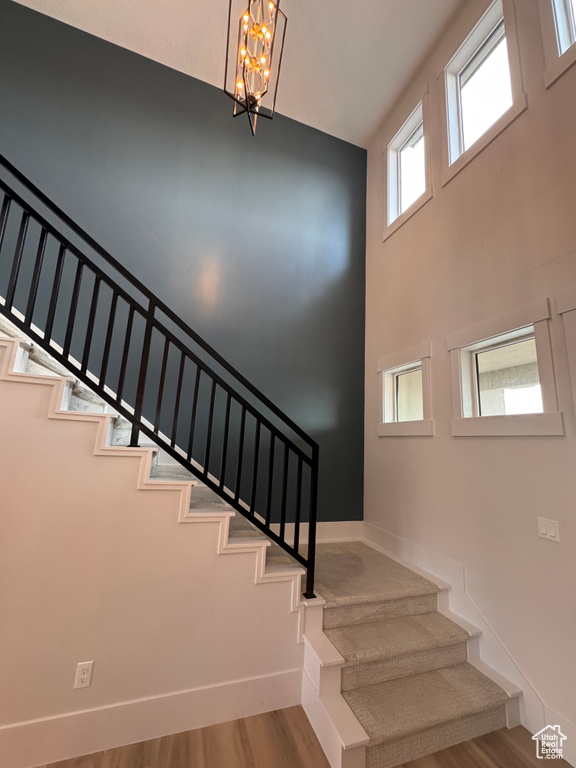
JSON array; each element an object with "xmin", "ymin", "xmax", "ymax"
[{"xmin": 224, "ymin": 0, "xmax": 287, "ymax": 136}]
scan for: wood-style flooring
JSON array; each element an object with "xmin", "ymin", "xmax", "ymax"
[
  {"xmin": 401, "ymin": 725, "xmax": 571, "ymax": 768},
  {"xmin": 38, "ymin": 712, "xmax": 569, "ymax": 768},
  {"xmin": 39, "ymin": 706, "xmax": 330, "ymax": 768}
]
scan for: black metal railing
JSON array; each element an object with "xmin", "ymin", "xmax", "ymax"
[{"xmin": 0, "ymin": 154, "xmax": 318, "ymax": 597}]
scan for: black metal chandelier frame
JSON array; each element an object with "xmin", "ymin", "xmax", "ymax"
[{"xmin": 224, "ymin": 0, "xmax": 287, "ymax": 136}]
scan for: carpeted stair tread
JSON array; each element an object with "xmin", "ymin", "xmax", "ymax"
[
  {"xmin": 314, "ymin": 542, "xmax": 439, "ymax": 609},
  {"xmin": 151, "ymin": 464, "xmax": 198, "ymax": 481},
  {"xmin": 326, "ymin": 612, "xmax": 469, "ymax": 666},
  {"xmin": 265, "ymin": 541, "xmax": 301, "ymax": 568},
  {"xmin": 343, "ymin": 663, "xmax": 509, "ymax": 747},
  {"xmin": 228, "ymin": 514, "xmax": 266, "ymax": 537},
  {"xmin": 323, "ymin": 593, "xmax": 439, "ymax": 629},
  {"xmin": 149, "ymin": 465, "xmax": 233, "ymax": 510}
]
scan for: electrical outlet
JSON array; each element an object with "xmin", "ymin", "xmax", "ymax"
[
  {"xmin": 73, "ymin": 660, "xmax": 94, "ymax": 689},
  {"xmin": 537, "ymin": 517, "xmax": 560, "ymax": 543}
]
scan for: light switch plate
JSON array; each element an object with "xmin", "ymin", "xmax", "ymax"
[{"xmin": 537, "ymin": 517, "xmax": 560, "ymax": 543}]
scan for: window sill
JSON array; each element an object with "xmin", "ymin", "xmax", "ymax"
[
  {"xmin": 451, "ymin": 412, "xmax": 564, "ymax": 437},
  {"xmin": 441, "ymin": 93, "xmax": 528, "ymax": 187},
  {"xmin": 382, "ymin": 188, "xmax": 433, "ymax": 243},
  {"xmin": 544, "ymin": 43, "xmax": 576, "ymax": 88},
  {"xmin": 378, "ymin": 420, "xmax": 434, "ymax": 437}
]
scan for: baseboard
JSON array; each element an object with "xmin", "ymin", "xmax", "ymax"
[
  {"xmin": 317, "ymin": 521, "xmax": 364, "ymax": 541},
  {"xmin": 543, "ymin": 707, "xmax": 576, "ymax": 767},
  {"xmin": 270, "ymin": 521, "xmax": 364, "ymax": 543},
  {"xmin": 0, "ymin": 669, "xmax": 302, "ymax": 768},
  {"xmin": 363, "ymin": 521, "xmax": 548, "ymax": 736}
]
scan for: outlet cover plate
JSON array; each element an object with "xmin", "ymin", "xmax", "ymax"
[{"xmin": 74, "ymin": 660, "xmax": 94, "ymax": 689}]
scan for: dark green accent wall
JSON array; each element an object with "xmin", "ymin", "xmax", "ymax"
[{"xmin": 0, "ymin": 0, "xmax": 366, "ymax": 522}]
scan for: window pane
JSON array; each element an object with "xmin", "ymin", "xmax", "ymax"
[
  {"xmin": 399, "ymin": 127, "xmax": 425, "ymax": 213},
  {"xmin": 554, "ymin": 0, "xmax": 576, "ymax": 53},
  {"xmin": 476, "ymin": 337, "xmax": 543, "ymax": 416},
  {"xmin": 460, "ymin": 36, "xmax": 513, "ymax": 151},
  {"xmin": 396, "ymin": 368, "xmax": 424, "ymax": 422},
  {"xmin": 568, "ymin": 0, "xmax": 576, "ymax": 46}
]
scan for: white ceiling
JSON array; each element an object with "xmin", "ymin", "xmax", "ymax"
[{"xmin": 12, "ymin": 0, "xmax": 465, "ymax": 147}]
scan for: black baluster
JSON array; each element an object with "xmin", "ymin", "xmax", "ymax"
[
  {"xmin": 24, "ymin": 228, "xmax": 48, "ymax": 326},
  {"xmin": 249, "ymin": 421, "xmax": 261, "ymax": 515},
  {"xmin": 279, "ymin": 443, "xmax": 289, "ymax": 541},
  {"xmin": 170, "ymin": 351, "xmax": 186, "ymax": 448},
  {"xmin": 234, "ymin": 407, "xmax": 246, "ymax": 502},
  {"xmin": 204, "ymin": 379, "xmax": 217, "ymax": 474},
  {"xmin": 81, "ymin": 275, "xmax": 101, "ymax": 373},
  {"xmin": 304, "ymin": 445, "xmax": 319, "ymax": 599},
  {"xmin": 44, "ymin": 244, "xmax": 66, "ymax": 344},
  {"xmin": 116, "ymin": 305, "xmax": 134, "ymax": 405},
  {"xmin": 130, "ymin": 299, "xmax": 155, "ymax": 447},
  {"xmin": 265, "ymin": 433, "xmax": 275, "ymax": 527},
  {"xmin": 186, "ymin": 365, "xmax": 202, "ymax": 462},
  {"xmin": 5, "ymin": 211, "xmax": 29, "ymax": 311},
  {"xmin": 99, "ymin": 290, "xmax": 118, "ymax": 387},
  {"xmin": 62, "ymin": 260, "xmax": 83, "ymax": 360},
  {"xmin": 0, "ymin": 195, "xmax": 12, "ymax": 256},
  {"xmin": 154, "ymin": 337, "xmax": 170, "ymax": 435},
  {"xmin": 293, "ymin": 457, "xmax": 303, "ymax": 555},
  {"xmin": 219, "ymin": 392, "xmax": 232, "ymax": 490}
]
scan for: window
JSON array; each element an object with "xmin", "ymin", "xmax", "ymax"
[
  {"xmin": 538, "ymin": 0, "xmax": 576, "ymax": 86},
  {"xmin": 448, "ymin": 299, "xmax": 563, "ymax": 436},
  {"xmin": 459, "ymin": 21, "xmax": 513, "ymax": 152},
  {"xmin": 395, "ymin": 365, "xmax": 424, "ymax": 422},
  {"xmin": 558, "ymin": 287, "xmax": 576, "ymax": 415},
  {"xmin": 442, "ymin": 0, "xmax": 526, "ymax": 181},
  {"xmin": 398, "ymin": 123, "xmax": 425, "ymax": 215},
  {"xmin": 377, "ymin": 343, "xmax": 433, "ymax": 436},
  {"xmin": 553, "ymin": 0, "xmax": 576, "ymax": 53},
  {"xmin": 464, "ymin": 329, "xmax": 543, "ymax": 418},
  {"xmin": 385, "ymin": 99, "xmax": 432, "ymax": 236}
]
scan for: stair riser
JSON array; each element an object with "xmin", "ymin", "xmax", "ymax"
[
  {"xmin": 366, "ymin": 705, "xmax": 507, "ymax": 768},
  {"xmin": 342, "ymin": 642, "xmax": 468, "ymax": 691},
  {"xmin": 323, "ymin": 593, "xmax": 437, "ymax": 629}
]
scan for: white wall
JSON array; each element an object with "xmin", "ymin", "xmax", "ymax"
[
  {"xmin": 0, "ymin": 342, "xmax": 303, "ymax": 768},
  {"xmin": 365, "ymin": 0, "xmax": 576, "ymax": 752}
]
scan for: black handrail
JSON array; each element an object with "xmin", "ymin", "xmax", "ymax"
[{"xmin": 0, "ymin": 155, "xmax": 318, "ymax": 597}]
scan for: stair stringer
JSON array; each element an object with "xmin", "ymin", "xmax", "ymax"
[
  {"xmin": 0, "ymin": 337, "xmax": 312, "ymax": 640},
  {"xmin": 0, "ymin": 334, "xmax": 311, "ymax": 620},
  {"xmin": 302, "ymin": 627, "xmax": 370, "ymax": 768}
]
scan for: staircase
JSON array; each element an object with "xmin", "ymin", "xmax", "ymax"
[
  {"xmin": 1, "ymin": 323, "xmax": 523, "ymax": 768},
  {"xmin": 0, "ymin": 330, "xmax": 317, "ymax": 768},
  {"xmin": 0, "ymin": 153, "xmax": 318, "ymax": 596},
  {"xmin": 304, "ymin": 542, "xmax": 521, "ymax": 768},
  {"xmin": 0, "ymin": 312, "xmax": 299, "ymax": 571},
  {"xmin": 0, "ymin": 157, "xmax": 525, "ymax": 768}
]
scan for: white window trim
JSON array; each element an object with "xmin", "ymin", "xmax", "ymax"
[
  {"xmin": 557, "ymin": 287, "xmax": 576, "ymax": 417},
  {"xmin": 377, "ymin": 342, "xmax": 433, "ymax": 437},
  {"xmin": 447, "ymin": 298, "xmax": 564, "ymax": 436},
  {"xmin": 439, "ymin": 0, "xmax": 528, "ymax": 187},
  {"xmin": 383, "ymin": 90, "xmax": 433, "ymax": 242},
  {"xmin": 538, "ymin": 0, "xmax": 576, "ymax": 87}
]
